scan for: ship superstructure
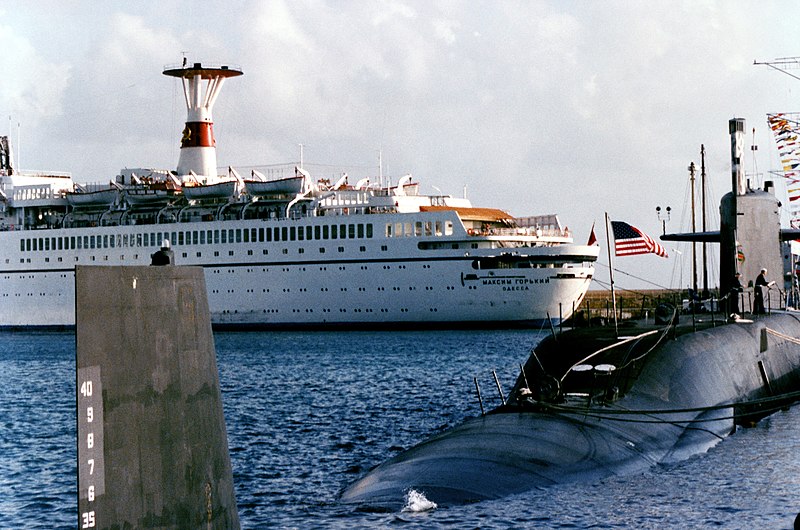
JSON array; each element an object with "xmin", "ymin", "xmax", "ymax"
[{"xmin": 0, "ymin": 62, "xmax": 598, "ymax": 329}]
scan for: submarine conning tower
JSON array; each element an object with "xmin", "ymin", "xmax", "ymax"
[
  {"xmin": 163, "ymin": 62, "xmax": 243, "ymax": 184},
  {"xmin": 720, "ymin": 117, "xmax": 783, "ymax": 307}
]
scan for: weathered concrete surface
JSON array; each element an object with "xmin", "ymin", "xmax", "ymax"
[{"xmin": 76, "ymin": 265, "xmax": 239, "ymax": 529}]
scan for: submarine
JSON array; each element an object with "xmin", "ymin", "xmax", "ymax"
[{"xmin": 340, "ymin": 118, "xmax": 800, "ymax": 509}]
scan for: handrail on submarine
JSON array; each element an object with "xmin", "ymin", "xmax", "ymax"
[{"xmin": 558, "ymin": 328, "xmax": 662, "ymax": 385}]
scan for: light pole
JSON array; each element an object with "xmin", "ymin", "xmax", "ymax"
[{"xmin": 656, "ymin": 205, "xmax": 671, "ymax": 235}]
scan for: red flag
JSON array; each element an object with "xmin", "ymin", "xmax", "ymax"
[{"xmin": 587, "ymin": 222, "xmax": 597, "ymax": 246}]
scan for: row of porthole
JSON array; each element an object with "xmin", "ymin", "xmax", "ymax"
[{"xmin": 211, "ymin": 285, "xmax": 450, "ymax": 294}]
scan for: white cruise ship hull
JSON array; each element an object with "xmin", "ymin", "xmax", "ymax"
[{"xmin": 0, "ymin": 213, "xmax": 597, "ymax": 330}]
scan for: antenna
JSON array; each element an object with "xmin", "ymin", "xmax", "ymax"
[{"xmin": 754, "ymin": 57, "xmax": 800, "ymax": 82}]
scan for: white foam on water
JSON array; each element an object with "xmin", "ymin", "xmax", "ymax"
[{"xmin": 402, "ymin": 489, "xmax": 438, "ymax": 513}]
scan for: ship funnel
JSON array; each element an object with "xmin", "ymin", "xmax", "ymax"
[
  {"xmin": 729, "ymin": 118, "xmax": 746, "ymax": 196},
  {"xmin": 163, "ymin": 62, "xmax": 243, "ymax": 183}
]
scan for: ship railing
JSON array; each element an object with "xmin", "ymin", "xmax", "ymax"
[{"xmin": 469, "ymin": 227, "xmax": 572, "ymax": 238}]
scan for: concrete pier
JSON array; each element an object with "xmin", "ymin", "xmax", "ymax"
[{"xmin": 76, "ymin": 265, "xmax": 239, "ymax": 529}]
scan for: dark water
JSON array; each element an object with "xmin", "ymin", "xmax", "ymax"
[{"xmin": 1, "ymin": 330, "xmax": 799, "ymax": 529}]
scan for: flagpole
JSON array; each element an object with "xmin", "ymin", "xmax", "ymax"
[{"xmin": 604, "ymin": 212, "xmax": 619, "ymax": 337}]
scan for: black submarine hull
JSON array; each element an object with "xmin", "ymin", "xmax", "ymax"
[{"xmin": 340, "ymin": 313, "xmax": 800, "ymax": 508}]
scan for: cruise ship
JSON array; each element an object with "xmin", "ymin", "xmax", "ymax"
[{"xmin": 0, "ymin": 62, "xmax": 598, "ymax": 330}]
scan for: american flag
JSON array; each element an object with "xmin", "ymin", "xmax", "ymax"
[{"xmin": 611, "ymin": 221, "xmax": 668, "ymax": 258}]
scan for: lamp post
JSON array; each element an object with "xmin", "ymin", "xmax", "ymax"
[{"xmin": 656, "ymin": 205, "xmax": 671, "ymax": 235}]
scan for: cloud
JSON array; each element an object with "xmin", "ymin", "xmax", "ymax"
[{"xmin": 0, "ymin": 17, "xmax": 70, "ymax": 126}]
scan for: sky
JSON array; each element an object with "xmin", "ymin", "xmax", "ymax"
[{"xmin": 2, "ymin": 0, "xmax": 800, "ymax": 293}]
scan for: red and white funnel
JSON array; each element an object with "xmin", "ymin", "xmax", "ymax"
[{"xmin": 163, "ymin": 62, "xmax": 243, "ymax": 183}]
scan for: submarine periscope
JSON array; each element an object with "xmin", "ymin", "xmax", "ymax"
[{"xmin": 340, "ymin": 118, "xmax": 800, "ymax": 509}]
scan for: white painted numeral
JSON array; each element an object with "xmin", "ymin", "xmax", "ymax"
[
  {"xmin": 88, "ymin": 485, "xmax": 95, "ymax": 502},
  {"xmin": 87, "ymin": 406, "xmax": 93, "ymax": 423},
  {"xmin": 81, "ymin": 510, "xmax": 96, "ymax": 528},
  {"xmin": 88, "ymin": 458, "xmax": 95, "ymax": 475},
  {"xmin": 87, "ymin": 432, "xmax": 94, "ymax": 449},
  {"xmin": 80, "ymin": 380, "xmax": 93, "ymax": 397}
]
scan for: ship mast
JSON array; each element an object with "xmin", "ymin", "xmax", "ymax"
[
  {"xmin": 700, "ymin": 145, "xmax": 709, "ymax": 299},
  {"xmin": 163, "ymin": 61, "xmax": 243, "ymax": 183},
  {"xmin": 689, "ymin": 161, "xmax": 698, "ymax": 297}
]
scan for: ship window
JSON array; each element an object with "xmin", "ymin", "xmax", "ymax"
[
  {"xmin": 214, "ymin": 230, "xmax": 220, "ymax": 244},
  {"xmin": 265, "ymin": 228, "xmax": 272, "ymax": 242},
  {"xmin": 23, "ymin": 239, "xmax": 28, "ymax": 252},
  {"xmin": 367, "ymin": 224, "xmax": 373, "ymax": 238},
  {"xmin": 415, "ymin": 222, "xmax": 423, "ymax": 236},
  {"xmin": 221, "ymin": 230, "xmax": 227, "ymax": 244},
  {"xmin": 200, "ymin": 231, "xmax": 206, "ymax": 245},
  {"xmin": 306, "ymin": 226, "xmax": 313, "ymax": 240},
  {"xmin": 338, "ymin": 246, "xmax": 344, "ymax": 252},
  {"xmin": 386, "ymin": 224, "xmax": 392, "ymax": 237},
  {"xmin": 290, "ymin": 227, "xmax": 296, "ymax": 241},
  {"xmin": 314, "ymin": 226, "xmax": 320, "ymax": 240},
  {"xmin": 395, "ymin": 223, "xmax": 403, "ymax": 237},
  {"xmin": 259, "ymin": 228, "xmax": 265, "ymax": 242},
  {"xmin": 357, "ymin": 224, "xmax": 364, "ymax": 238},
  {"xmin": 404, "ymin": 222, "xmax": 412, "ymax": 236},
  {"xmin": 281, "ymin": 227, "xmax": 288, "ymax": 241},
  {"xmin": 273, "ymin": 227, "xmax": 280, "ymax": 241},
  {"xmin": 445, "ymin": 221, "xmax": 453, "ymax": 235},
  {"xmin": 319, "ymin": 247, "xmax": 325, "ymax": 253},
  {"xmin": 359, "ymin": 246, "xmax": 366, "ymax": 252},
  {"xmin": 228, "ymin": 229, "xmax": 235, "ymax": 243},
  {"xmin": 381, "ymin": 245, "xmax": 388, "ymax": 251},
  {"xmin": 90, "ymin": 236, "xmax": 96, "ymax": 249},
  {"xmin": 298, "ymin": 248, "xmax": 304, "ymax": 254},
  {"xmin": 51, "ymin": 237, "xmax": 56, "ymax": 250},
  {"xmin": 58, "ymin": 238, "xmax": 63, "ymax": 251},
  {"xmin": 340, "ymin": 224, "xmax": 347, "ymax": 238},
  {"xmin": 138, "ymin": 234, "xmax": 144, "ymax": 247},
  {"xmin": 348, "ymin": 224, "xmax": 355, "ymax": 239},
  {"xmin": 331, "ymin": 224, "xmax": 337, "ymax": 239},
  {"xmin": 178, "ymin": 232, "xmax": 184, "ymax": 245},
  {"xmin": 435, "ymin": 221, "xmax": 443, "ymax": 236},
  {"xmin": 234, "ymin": 229, "xmax": 240, "ymax": 243},
  {"xmin": 243, "ymin": 229, "xmax": 250, "ymax": 243},
  {"xmin": 190, "ymin": 231, "xmax": 196, "ymax": 245},
  {"xmin": 84, "ymin": 236, "xmax": 90, "ymax": 249},
  {"xmin": 322, "ymin": 225, "xmax": 329, "ymax": 239},
  {"xmin": 76, "ymin": 237, "xmax": 82, "ymax": 250},
  {"xmin": 425, "ymin": 222, "xmax": 432, "ymax": 236},
  {"xmin": 296, "ymin": 226, "xmax": 303, "ymax": 241}
]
